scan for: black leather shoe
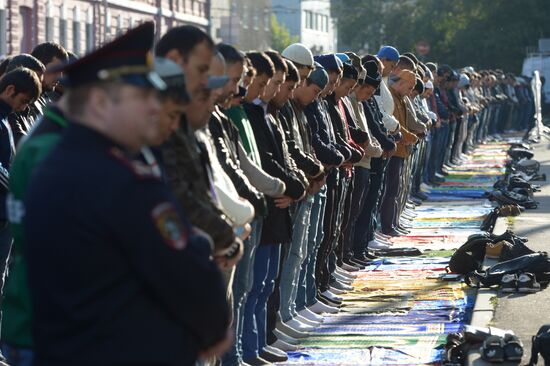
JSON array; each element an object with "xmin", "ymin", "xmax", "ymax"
[
  {"xmin": 243, "ymin": 356, "xmax": 272, "ymax": 365},
  {"xmin": 349, "ymin": 257, "xmax": 369, "ymax": 266},
  {"xmin": 318, "ymin": 294, "xmax": 342, "ymax": 307},
  {"xmin": 383, "ymin": 229, "xmax": 401, "ymax": 237},
  {"xmin": 260, "ymin": 349, "xmax": 287, "ymax": 363},
  {"xmin": 344, "ymin": 258, "xmax": 366, "ymax": 268},
  {"xmin": 395, "ymin": 226, "xmax": 410, "ymax": 235},
  {"xmin": 413, "ymin": 191, "xmax": 429, "ymax": 200}
]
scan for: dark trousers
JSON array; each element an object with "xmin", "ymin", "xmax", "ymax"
[
  {"xmin": 315, "ymin": 171, "xmax": 338, "ymax": 293},
  {"xmin": 351, "ymin": 168, "xmax": 377, "ymax": 257},
  {"xmin": 341, "ymin": 167, "xmax": 370, "ymax": 261},
  {"xmin": 379, "ymin": 156, "xmax": 404, "ymax": 234},
  {"xmin": 265, "ymin": 241, "xmax": 289, "ymax": 346},
  {"xmin": 328, "ymin": 174, "xmax": 350, "ymax": 278},
  {"xmin": 443, "ymin": 121, "xmax": 457, "ymax": 166}
]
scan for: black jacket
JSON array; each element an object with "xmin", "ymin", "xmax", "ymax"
[
  {"xmin": 325, "ymin": 94, "xmax": 363, "ymax": 164},
  {"xmin": 304, "ymin": 100, "xmax": 345, "ymax": 167},
  {"xmin": 277, "ymin": 102, "xmax": 323, "ymax": 178},
  {"xmin": 244, "ymin": 102, "xmax": 306, "ymax": 245},
  {"xmin": 208, "ymin": 107, "xmax": 266, "ymax": 217}
]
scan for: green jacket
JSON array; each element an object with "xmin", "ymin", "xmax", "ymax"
[
  {"xmin": 225, "ymin": 105, "xmax": 262, "ymax": 166},
  {"xmin": 2, "ymin": 107, "xmax": 67, "ymax": 347}
]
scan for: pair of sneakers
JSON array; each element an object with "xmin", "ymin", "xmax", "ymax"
[{"xmin": 501, "ymin": 272, "xmax": 541, "ymax": 293}]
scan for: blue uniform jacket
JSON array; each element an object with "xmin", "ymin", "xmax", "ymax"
[{"xmin": 24, "ymin": 123, "xmax": 229, "ymax": 366}]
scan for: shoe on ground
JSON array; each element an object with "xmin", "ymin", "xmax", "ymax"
[
  {"xmin": 330, "ymin": 279, "xmax": 353, "ymax": 292},
  {"xmin": 308, "ymin": 300, "xmax": 339, "ymax": 314},
  {"xmin": 298, "ymin": 308, "xmax": 324, "ymax": 322},
  {"xmin": 333, "ymin": 271, "xmax": 354, "ymax": 284},
  {"xmin": 327, "ymin": 285, "xmax": 346, "ymax": 295},
  {"xmin": 375, "ymin": 231, "xmax": 392, "ymax": 240},
  {"xmin": 264, "ymin": 345, "xmax": 288, "ymax": 357},
  {"xmin": 321, "ymin": 289, "xmax": 343, "ymax": 302},
  {"xmin": 344, "ymin": 258, "xmax": 365, "ymax": 269},
  {"xmin": 517, "ymin": 272, "xmax": 541, "ymax": 293},
  {"xmin": 318, "ymin": 294, "xmax": 342, "ymax": 307},
  {"xmin": 341, "ymin": 262, "xmax": 361, "ymax": 272},
  {"xmin": 335, "ymin": 266, "xmax": 357, "ymax": 278},
  {"xmin": 284, "ymin": 318, "xmax": 314, "ymax": 332},
  {"xmin": 271, "ymin": 338, "xmax": 299, "ymax": 352},
  {"xmin": 243, "ymin": 356, "xmax": 272, "ymax": 365},
  {"xmin": 368, "ymin": 239, "xmax": 391, "ymax": 249},
  {"xmin": 500, "ymin": 273, "xmax": 518, "ymax": 293},
  {"xmin": 295, "ymin": 314, "xmax": 320, "ymax": 327},
  {"xmin": 260, "ymin": 348, "xmax": 288, "ymax": 363},
  {"xmin": 373, "ymin": 235, "xmax": 392, "ymax": 245},
  {"xmin": 349, "ymin": 256, "xmax": 369, "ymax": 267},
  {"xmin": 274, "ymin": 328, "xmax": 300, "ymax": 344},
  {"xmin": 275, "ymin": 321, "xmax": 309, "ymax": 339}
]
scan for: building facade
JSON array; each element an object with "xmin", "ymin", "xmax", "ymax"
[
  {"xmin": 210, "ymin": 0, "xmax": 272, "ymax": 51},
  {"xmin": 0, "ymin": 0, "xmax": 209, "ymax": 57},
  {"xmin": 272, "ymin": 0, "xmax": 336, "ymax": 54}
]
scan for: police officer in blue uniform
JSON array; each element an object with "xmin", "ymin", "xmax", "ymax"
[{"xmin": 22, "ymin": 22, "xmax": 231, "ymax": 366}]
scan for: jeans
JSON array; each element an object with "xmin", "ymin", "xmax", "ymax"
[
  {"xmin": 279, "ymin": 197, "xmax": 314, "ymax": 322},
  {"xmin": 222, "ymin": 220, "xmax": 263, "ymax": 366},
  {"xmin": 296, "ymin": 186, "xmax": 327, "ymax": 310},
  {"xmin": 241, "ymin": 244, "xmax": 281, "ymax": 360},
  {"xmin": 0, "ymin": 343, "xmax": 33, "ymax": 366}
]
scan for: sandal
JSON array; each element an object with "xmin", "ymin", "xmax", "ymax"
[
  {"xmin": 444, "ymin": 332, "xmax": 467, "ymax": 365},
  {"xmin": 480, "ymin": 335, "xmax": 505, "ymax": 363},
  {"xmin": 503, "ymin": 334, "xmax": 523, "ymax": 361}
]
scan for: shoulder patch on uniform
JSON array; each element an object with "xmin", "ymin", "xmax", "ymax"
[
  {"xmin": 151, "ymin": 202, "xmax": 189, "ymax": 250},
  {"xmin": 108, "ymin": 147, "xmax": 161, "ymax": 179}
]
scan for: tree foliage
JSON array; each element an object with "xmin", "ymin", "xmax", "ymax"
[
  {"xmin": 271, "ymin": 15, "xmax": 299, "ymax": 52},
  {"xmin": 333, "ymin": 0, "xmax": 550, "ymax": 72}
]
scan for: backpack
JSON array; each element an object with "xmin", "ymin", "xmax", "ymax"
[
  {"xmin": 528, "ymin": 324, "xmax": 550, "ymax": 366},
  {"xmin": 466, "ymin": 252, "xmax": 550, "ymax": 288},
  {"xmin": 448, "ymin": 237, "xmax": 490, "ymax": 274},
  {"xmin": 480, "ymin": 208, "xmax": 499, "ymax": 232},
  {"xmin": 499, "ymin": 236, "xmax": 535, "ymax": 262}
]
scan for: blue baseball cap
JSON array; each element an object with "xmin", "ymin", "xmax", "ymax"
[
  {"xmin": 335, "ymin": 53, "xmax": 350, "ymax": 64},
  {"xmin": 376, "ymin": 46, "xmax": 400, "ymax": 62}
]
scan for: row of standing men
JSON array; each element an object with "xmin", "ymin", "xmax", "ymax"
[{"xmin": 0, "ymin": 21, "xmax": 536, "ymax": 366}]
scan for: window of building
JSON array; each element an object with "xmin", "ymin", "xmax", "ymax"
[
  {"xmin": 253, "ymin": 9, "xmax": 259, "ymax": 31},
  {"xmin": 105, "ymin": 9, "xmax": 112, "ymax": 41},
  {"xmin": 305, "ymin": 10, "xmax": 311, "ymax": 29},
  {"xmin": 46, "ymin": 1, "xmax": 54, "ymax": 42},
  {"xmin": 264, "ymin": 11, "xmax": 270, "ymax": 32},
  {"xmin": 73, "ymin": 7, "xmax": 81, "ymax": 54},
  {"xmin": 59, "ymin": 4, "xmax": 67, "ymax": 48},
  {"xmin": 242, "ymin": 5, "xmax": 248, "ymax": 29},
  {"xmin": 116, "ymin": 14, "xmax": 123, "ymax": 36},
  {"xmin": 19, "ymin": 6, "xmax": 32, "ymax": 53},
  {"xmin": 85, "ymin": 7, "xmax": 94, "ymax": 52},
  {"xmin": 0, "ymin": 2, "xmax": 7, "ymax": 55}
]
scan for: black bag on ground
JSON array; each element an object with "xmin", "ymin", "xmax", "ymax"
[
  {"xmin": 466, "ymin": 252, "xmax": 550, "ymax": 288},
  {"xmin": 448, "ymin": 237, "xmax": 490, "ymax": 274},
  {"xmin": 480, "ymin": 208, "xmax": 499, "ymax": 232},
  {"xmin": 528, "ymin": 324, "xmax": 550, "ymax": 366},
  {"xmin": 498, "ymin": 236, "xmax": 535, "ymax": 262}
]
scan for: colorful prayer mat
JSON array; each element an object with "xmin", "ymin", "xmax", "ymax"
[{"xmin": 277, "ymin": 143, "xmax": 509, "ymax": 364}]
